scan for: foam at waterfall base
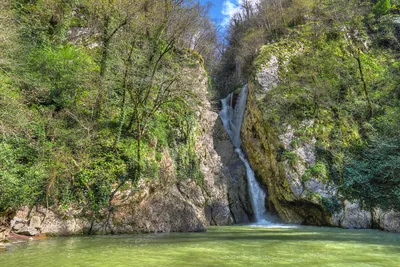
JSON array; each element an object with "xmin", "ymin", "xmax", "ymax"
[{"xmin": 249, "ymin": 220, "xmax": 299, "ymax": 228}]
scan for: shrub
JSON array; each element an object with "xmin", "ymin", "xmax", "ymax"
[
  {"xmin": 373, "ymin": 0, "xmax": 391, "ymax": 16},
  {"xmin": 343, "ymin": 137, "xmax": 400, "ymax": 211},
  {"xmin": 321, "ymin": 196, "xmax": 342, "ymax": 215},
  {"xmin": 282, "ymin": 151, "xmax": 298, "ymax": 166},
  {"xmin": 303, "ymin": 162, "xmax": 328, "ymax": 181}
]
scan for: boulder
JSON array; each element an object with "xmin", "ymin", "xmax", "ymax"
[
  {"xmin": 373, "ymin": 208, "xmax": 400, "ymax": 232},
  {"xmin": 11, "ymin": 217, "xmax": 28, "ymax": 232},
  {"xmin": 29, "ymin": 216, "xmax": 42, "ymax": 229},
  {"xmin": 130, "ymin": 183, "xmax": 207, "ymax": 233},
  {"xmin": 14, "ymin": 207, "xmax": 86, "ymax": 236},
  {"xmin": 339, "ymin": 201, "xmax": 372, "ymax": 229},
  {"xmin": 206, "ymin": 202, "xmax": 233, "ymax": 226},
  {"xmin": 12, "ymin": 222, "xmax": 25, "ymax": 232},
  {"xmin": 16, "ymin": 226, "xmax": 39, "ymax": 236}
]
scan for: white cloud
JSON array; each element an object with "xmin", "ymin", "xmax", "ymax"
[
  {"xmin": 221, "ymin": 1, "xmax": 240, "ymax": 26},
  {"xmin": 221, "ymin": 0, "xmax": 260, "ymax": 26}
]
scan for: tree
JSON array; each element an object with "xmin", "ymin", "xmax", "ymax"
[
  {"xmin": 114, "ymin": 0, "xmax": 208, "ymax": 174},
  {"xmin": 86, "ymin": 0, "xmax": 141, "ymax": 119}
]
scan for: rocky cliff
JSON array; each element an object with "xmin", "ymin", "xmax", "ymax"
[
  {"xmin": 240, "ymin": 40, "xmax": 400, "ymax": 232},
  {"xmin": 241, "ymin": 86, "xmax": 330, "ymax": 226},
  {"xmin": 213, "ymin": 117, "xmax": 253, "ymax": 224},
  {"xmin": 4, "ymin": 65, "xmax": 251, "ymax": 239}
]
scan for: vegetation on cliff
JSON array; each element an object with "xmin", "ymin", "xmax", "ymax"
[
  {"xmin": 217, "ymin": 0, "xmax": 400, "ymax": 211},
  {"xmin": 0, "ymin": 0, "xmax": 218, "ymax": 216},
  {"xmin": 2, "ymin": 0, "xmax": 399, "ymax": 230}
]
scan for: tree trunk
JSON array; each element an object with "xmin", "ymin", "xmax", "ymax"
[
  {"xmin": 356, "ymin": 51, "xmax": 373, "ymax": 120},
  {"xmin": 113, "ymin": 83, "xmax": 126, "ymax": 149},
  {"xmin": 94, "ymin": 15, "xmax": 111, "ymax": 120},
  {"xmin": 113, "ymin": 43, "xmax": 135, "ymax": 149},
  {"xmin": 137, "ymin": 117, "xmax": 142, "ymax": 175}
]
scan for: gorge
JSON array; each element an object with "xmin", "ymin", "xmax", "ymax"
[{"xmin": 1, "ymin": 0, "xmax": 400, "ymax": 265}]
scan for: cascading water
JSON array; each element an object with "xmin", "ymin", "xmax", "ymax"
[{"xmin": 220, "ymin": 85, "xmax": 272, "ymax": 224}]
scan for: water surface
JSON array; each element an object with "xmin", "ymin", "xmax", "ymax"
[{"xmin": 2, "ymin": 226, "xmax": 399, "ymax": 267}]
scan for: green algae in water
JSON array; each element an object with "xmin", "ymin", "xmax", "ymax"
[{"xmin": 1, "ymin": 226, "xmax": 400, "ymax": 267}]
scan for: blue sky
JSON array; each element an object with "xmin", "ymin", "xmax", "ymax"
[
  {"xmin": 200, "ymin": 0, "xmax": 259, "ymax": 28},
  {"xmin": 200, "ymin": 0, "xmax": 225, "ymax": 25}
]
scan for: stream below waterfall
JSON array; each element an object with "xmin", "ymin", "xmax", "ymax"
[{"xmin": 2, "ymin": 226, "xmax": 400, "ymax": 267}]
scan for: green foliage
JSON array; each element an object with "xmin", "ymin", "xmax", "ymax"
[
  {"xmin": 214, "ymin": 0, "xmax": 316, "ymax": 96},
  {"xmin": 282, "ymin": 151, "xmax": 298, "ymax": 166},
  {"xmin": 75, "ymin": 154, "xmax": 129, "ymax": 211},
  {"xmin": 0, "ymin": 0, "xmax": 212, "ymax": 216},
  {"xmin": 321, "ymin": 196, "xmax": 342, "ymax": 215},
  {"xmin": 303, "ymin": 162, "xmax": 328, "ymax": 182},
  {"xmin": 373, "ymin": 0, "xmax": 391, "ymax": 16},
  {"xmin": 343, "ymin": 137, "xmax": 400, "ymax": 211},
  {"xmin": 167, "ymin": 107, "xmax": 205, "ymax": 186},
  {"xmin": 0, "ymin": 140, "xmax": 47, "ymax": 211},
  {"xmin": 25, "ymin": 44, "xmax": 96, "ymax": 108},
  {"xmin": 175, "ymin": 147, "xmax": 204, "ymax": 185}
]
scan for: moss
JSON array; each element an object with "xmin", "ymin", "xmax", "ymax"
[{"xmin": 303, "ymin": 162, "xmax": 328, "ymax": 182}]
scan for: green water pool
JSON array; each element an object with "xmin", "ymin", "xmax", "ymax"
[{"xmin": 1, "ymin": 225, "xmax": 399, "ymax": 266}]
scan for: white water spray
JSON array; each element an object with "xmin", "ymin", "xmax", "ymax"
[{"xmin": 220, "ymin": 85, "xmax": 273, "ymax": 224}]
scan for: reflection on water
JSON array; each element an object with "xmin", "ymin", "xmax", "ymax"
[{"xmin": 1, "ymin": 226, "xmax": 400, "ymax": 267}]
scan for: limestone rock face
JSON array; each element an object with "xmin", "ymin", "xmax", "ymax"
[
  {"xmin": 130, "ymin": 182, "xmax": 207, "ymax": 233},
  {"xmin": 240, "ymin": 87, "xmax": 326, "ymax": 225},
  {"xmin": 241, "ymin": 83, "xmax": 400, "ymax": 232},
  {"xmin": 335, "ymin": 201, "xmax": 372, "ymax": 229},
  {"xmin": 191, "ymin": 67, "xmax": 234, "ymax": 226},
  {"xmin": 373, "ymin": 209, "xmax": 400, "ymax": 232},
  {"xmin": 237, "ymin": 38, "xmax": 400, "ymax": 232},
  {"xmin": 213, "ymin": 117, "xmax": 252, "ymax": 223},
  {"xmin": 256, "ymin": 55, "xmax": 279, "ymax": 92}
]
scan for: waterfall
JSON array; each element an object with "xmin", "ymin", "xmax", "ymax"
[
  {"xmin": 219, "ymin": 85, "xmax": 248, "ymax": 148},
  {"xmin": 219, "ymin": 85, "xmax": 272, "ymax": 224}
]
